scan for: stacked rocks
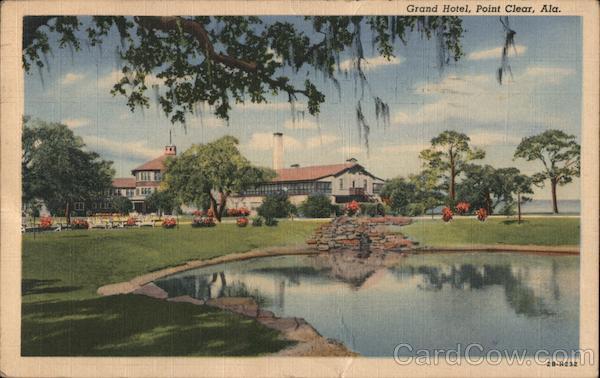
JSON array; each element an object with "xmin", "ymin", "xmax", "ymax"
[{"xmin": 306, "ymin": 216, "xmax": 415, "ymax": 252}]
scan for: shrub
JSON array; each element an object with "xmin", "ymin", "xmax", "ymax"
[
  {"xmin": 475, "ymin": 208, "xmax": 488, "ymax": 222},
  {"xmin": 359, "ymin": 202, "xmax": 385, "ymax": 217},
  {"xmin": 251, "ymin": 216, "xmax": 263, "ymax": 227},
  {"xmin": 455, "ymin": 202, "xmax": 470, "ymax": 215},
  {"xmin": 236, "ymin": 217, "xmax": 249, "ymax": 227},
  {"xmin": 192, "ymin": 216, "xmax": 216, "ymax": 228},
  {"xmin": 112, "ymin": 196, "xmax": 133, "ymax": 215},
  {"xmin": 206, "ymin": 208, "xmax": 215, "ymax": 218},
  {"xmin": 257, "ymin": 192, "xmax": 294, "ymax": 219},
  {"xmin": 441, "ymin": 207, "xmax": 453, "ymax": 222},
  {"xmin": 39, "ymin": 216, "xmax": 53, "ymax": 230},
  {"xmin": 344, "ymin": 200, "xmax": 360, "ymax": 216},
  {"xmin": 162, "ymin": 217, "xmax": 177, "ymax": 229},
  {"xmin": 192, "ymin": 210, "xmax": 204, "ymax": 216},
  {"xmin": 299, "ymin": 194, "xmax": 334, "ymax": 218},
  {"xmin": 71, "ymin": 219, "xmax": 89, "ymax": 229},
  {"xmin": 126, "ymin": 217, "xmax": 137, "ymax": 226},
  {"xmin": 264, "ymin": 217, "xmax": 279, "ymax": 227},
  {"xmin": 227, "ymin": 207, "xmax": 251, "ymax": 217}
]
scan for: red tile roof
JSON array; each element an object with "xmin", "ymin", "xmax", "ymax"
[
  {"xmin": 273, "ymin": 163, "xmax": 356, "ymax": 182},
  {"xmin": 112, "ymin": 177, "xmax": 136, "ymax": 188},
  {"xmin": 132, "ymin": 154, "xmax": 170, "ymax": 173}
]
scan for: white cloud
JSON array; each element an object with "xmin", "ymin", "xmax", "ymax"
[
  {"xmin": 84, "ymin": 136, "xmax": 158, "ymax": 160},
  {"xmin": 284, "ymin": 118, "xmax": 318, "ymax": 130},
  {"xmin": 339, "ymin": 55, "xmax": 404, "ymax": 71},
  {"xmin": 523, "ymin": 66, "xmax": 575, "ymax": 84},
  {"xmin": 335, "ymin": 145, "xmax": 365, "ymax": 155},
  {"xmin": 61, "ymin": 72, "xmax": 85, "ymax": 85},
  {"xmin": 394, "ymin": 68, "xmax": 574, "ymax": 128},
  {"xmin": 306, "ymin": 134, "xmax": 340, "ymax": 148},
  {"xmin": 246, "ymin": 132, "xmax": 303, "ymax": 151},
  {"xmin": 467, "ymin": 44, "xmax": 527, "ymax": 60},
  {"xmin": 62, "ymin": 118, "xmax": 91, "ymax": 128},
  {"xmin": 468, "ymin": 131, "xmax": 521, "ymax": 146}
]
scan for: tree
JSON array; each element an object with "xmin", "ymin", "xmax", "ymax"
[
  {"xmin": 457, "ymin": 165, "xmax": 533, "ymax": 217},
  {"xmin": 409, "ymin": 170, "xmax": 445, "ymax": 217},
  {"xmin": 380, "ymin": 177, "xmax": 416, "ymax": 215},
  {"xmin": 258, "ymin": 192, "xmax": 296, "ymax": 220},
  {"xmin": 164, "ymin": 136, "xmax": 274, "ymax": 222},
  {"xmin": 111, "ymin": 196, "xmax": 133, "ymax": 215},
  {"xmin": 145, "ymin": 190, "xmax": 180, "ymax": 215},
  {"xmin": 514, "ymin": 130, "xmax": 580, "ymax": 214},
  {"xmin": 419, "ymin": 131, "xmax": 485, "ymax": 203},
  {"xmin": 22, "ymin": 118, "xmax": 115, "ymax": 224},
  {"xmin": 512, "ymin": 173, "xmax": 534, "ymax": 224},
  {"xmin": 23, "ymin": 16, "xmax": 468, "ymax": 147},
  {"xmin": 299, "ymin": 194, "xmax": 334, "ymax": 218}
]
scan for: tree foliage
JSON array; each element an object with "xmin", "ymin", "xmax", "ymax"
[
  {"xmin": 111, "ymin": 196, "xmax": 133, "ymax": 215},
  {"xmin": 23, "ymin": 16, "xmax": 466, "ymax": 147},
  {"xmin": 419, "ymin": 130, "xmax": 485, "ymax": 202},
  {"xmin": 299, "ymin": 194, "xmax": 335, "ymax": 218},
  {"xmin": 145, "ymin": 190, "xmax": 180, "ymax": 215},
  {"xmin": 22, "ymin": 118, "xmax": 115, "ymax": 222},
  {"xmin": 514, "ymin": 130, "xmax": 580, "ymax": 213},
  {"xmin": 163, "ymin": 135, "xmax": 273, "ymax": 221},
  {"xmin": 258, "ymin": 192, "xmax": 296, "ymax": 220}
]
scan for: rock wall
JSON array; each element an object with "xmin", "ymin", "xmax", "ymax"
[{"xmin": 306, "ymin": 216, "xmax": 415, "ymax": 252}]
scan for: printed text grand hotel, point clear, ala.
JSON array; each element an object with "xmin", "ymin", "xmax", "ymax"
[{"xmin": 406, "ymin": 4, "xmax": 562, "ymax": 14}]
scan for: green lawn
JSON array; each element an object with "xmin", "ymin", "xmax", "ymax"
[
  {"xmin": 22, "ymin": 220, "xmax": 322, "ymax": 356},
  {"xmin": 400, "ymin": 217, "xmax": 580, "ymax": 248}
]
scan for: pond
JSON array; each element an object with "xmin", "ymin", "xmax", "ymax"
[{"xmin": 154, "ymin": 252, "xmax": 579, "ymax": 357}]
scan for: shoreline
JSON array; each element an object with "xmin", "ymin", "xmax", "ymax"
[{"xmin": 96, "ymin": 241, "xmax": 578, "ymax": 357}]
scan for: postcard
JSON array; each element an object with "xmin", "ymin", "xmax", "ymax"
[{"xmin": 1, "ymin": 1, "xmax": 598, "ymax": 377}]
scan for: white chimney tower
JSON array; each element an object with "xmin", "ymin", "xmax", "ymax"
[{"xmin": 272, "ymin": 132, "xmax": 284, "ymax": 170}]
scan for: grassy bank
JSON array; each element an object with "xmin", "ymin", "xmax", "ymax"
[
  {"xmin": 400, "ymin": 217, "xmax": 580, "ymax": 248},
  {"xmin": 22, "ymin": 220, "xmax": 322, "ymax": 356}
]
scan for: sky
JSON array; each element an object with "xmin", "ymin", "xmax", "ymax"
[{"xmin": 24, "ymin": 16, "xmax": 582, "ymax": 200}]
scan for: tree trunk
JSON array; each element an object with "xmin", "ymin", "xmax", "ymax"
[
  {"xmin": 449, "ymin": 159, "xmax": 456, "ymax": 202},
  {"xmin": 65, "ymin": 202, "xmax": 71, "ymax": 225},
  {"xmin": 551, "ymin": 179, "xmax": 559, "ymax": 214},
  {"xmin": 207, "ymin": 191, "xmax": 221, "ymax": 222},
  {"xmin": 517, "ymin": 193, "xmax": 522, "ymax": 224},
  {"xmin": 217, "ymin": 192, "xmax": 228, "ymax": 221}
]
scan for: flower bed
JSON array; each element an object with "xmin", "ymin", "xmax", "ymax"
[
  {"xmin": 236, "ymin": 217, "xmax": 249, "ymax": 227},
  {"xmin": 192, "ymin": 216, "xmax": 216, "ymax": 228},
  {"xmin": 71, "ymin": 219, "xmax": 89, "ymax": 230},
  {"xmin": 344, "ymin": 200, "xmax": 360, "ymax": 216},
  {"xmin": 162, "ymin": 217, "xmax": 177, "ymax": 229},
  {"xmin": 455, "ymin": 202, "xmax": 470, "ymax": 215},
  {"xmin": 227, "ymin": 207, "xmax": 250, "ymax": 217},
  {"xmin": 475, "ymin": 208, "xmax": 488, "ymax": 222},
  {"xmin": 40, "ymin": 216, "xmax": 53, "ymax": 230},
  {"xmin": 442, "ymin": 207, "xmax": 453, "ymax": 222}
]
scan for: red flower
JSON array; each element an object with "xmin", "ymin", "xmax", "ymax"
[
  {"xmin": 236, "ymin": 217, "xmax": 249, "ymax": 227},
  {"xmin": 72, "ymin": 219, "xmax": 89, "ymax": 229},
  {"xmin": 126, "ymin": 217, "xmax": 137, "ymax": 226},
  {"xmin": 40, "ymin": 216, "xmax": 53, "ymax": 230},
  {"xmin": 441, "ymin": 207, "xmax": 453, "ymax": 222},
  {"xmin": 162, "ymin": 217, "xmax": 177, "ymax": 228},
  {"xmin": 475, "ymin": 208, "xmax": 488, "ymax": 222},
  {"xmin": 206, "ymin": 208, "xmax": 215, "ymax": 218},
  {"xmin": 345, "ymin": 200, "xmax": 360, "ymax": 216},
  {"xmin": 192, "ymin": 210, "xmax": 204, "ymax": 216},
  {"xmin": 455, "ymin": 202, "xmax": 470, "ymax": 215},
  {"xmin": 239, "ymin": 207, "xmax": 250, "ymax": 216}
]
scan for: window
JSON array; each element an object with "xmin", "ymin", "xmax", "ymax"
[
  {"xmin": 126, "ymin": 189, "xmax": 134, "ymax": 197},
  {"xmin": 138, "ymin": 171, "xmax": 151, "ymax": 181},
  {"xmin": 339, "ymin": 179, "xmax": 344, "ymax": 190},
  {"xmin": 373, "ymin": 183, "xmax": 383, "ymax": 194},
  {"xmin": 352, "ymin": 180, "xmax": 355, "ymax": 188},
  {"xmin": 155, "ymin": 171, "xmax": 162, "ymax": 181},
  {"xmin": 363, "ymin": 179, "xmax": 367, "ymax": 189},
  {"xmin": 74, "ymin": 202, "xmax": 84, "ymax": 211}
]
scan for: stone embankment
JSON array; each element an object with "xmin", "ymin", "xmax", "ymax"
[
  {"xmin": 131, "ymin": 283, "xmax": 357, "ymax": 357},
  {"xmin": 306, "ymin": 216, "xmax": 415, "ymax": 252}
]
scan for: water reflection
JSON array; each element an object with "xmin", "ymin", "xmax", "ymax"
[{"xmin": 154, "ymin": 252, "xmax": 579, "ymax": 356}]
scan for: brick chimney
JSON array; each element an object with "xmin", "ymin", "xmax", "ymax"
[
  {"xmin": 272, "ymin": 132, "xmax": 283, "ymax": 170},
  {"xmin": 164, "ymin": 145, "xmax": 177, "ymax": 155}
]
